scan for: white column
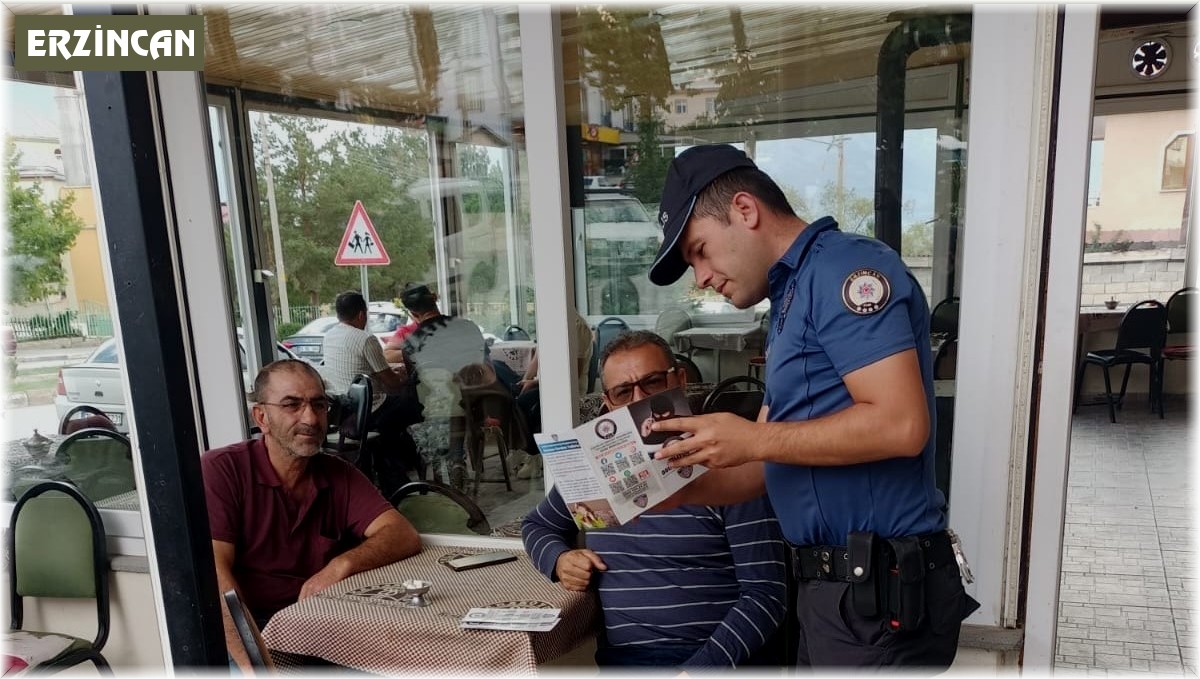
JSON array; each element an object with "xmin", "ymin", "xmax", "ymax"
[
  {"xmin": 1024, "ymin": 5, "xmax": 1101, "ymax": 670},
  {"xmin": 953, "ymin": 5, "xmax": 1060, "ymax": 629},
  {"xmin": 518, "ymin": 6, "xmax": 578, "ymax": 438}
]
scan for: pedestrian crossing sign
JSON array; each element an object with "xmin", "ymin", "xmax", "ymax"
[{"xmin": 335, "ymin": 200, "xmax": 390, "ymax": 266}]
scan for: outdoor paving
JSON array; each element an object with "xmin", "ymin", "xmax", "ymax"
[{"xmin": 1056, "ymin": 395, "xmax": 1196, "ymax": 676}]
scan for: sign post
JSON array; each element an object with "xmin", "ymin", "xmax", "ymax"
[{"xmin": 335, "ymin": 200, "xmax": 391, "ymax": 302}]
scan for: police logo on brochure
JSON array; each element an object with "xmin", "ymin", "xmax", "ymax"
[{"xmin": 841, "ymin": 268, "xmax": 890, "ymax": 315}]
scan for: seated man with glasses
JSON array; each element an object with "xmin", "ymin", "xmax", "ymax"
[
  {"xmin": 202, "ymin": 359, "xmax": 421, "ymax": 671},
  {"xmin": 522, "ymin": 331, "xmax": 787, "ymax": 669}
]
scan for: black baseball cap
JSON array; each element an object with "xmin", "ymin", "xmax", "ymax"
[
  {"xmin": 648, "ymin": 144, "xmax": 758, "ymax": 286},
  {"xmin": 399, "ymin": 282, "xmax": 436, "ymax": 308}
]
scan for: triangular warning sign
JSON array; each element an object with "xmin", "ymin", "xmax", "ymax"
[{"xmin": 335, "ymin": 201, "xmax": 391, "ymax": 266}]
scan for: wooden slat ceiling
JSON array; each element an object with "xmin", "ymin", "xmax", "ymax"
[{"xmin": 204, "ymin": 4, "xmax": 967, "ymax": 119}]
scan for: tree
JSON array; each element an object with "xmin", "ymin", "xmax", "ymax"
[
  {"xmin": 253, "ymin": 114, "xmax": 435, "ymax": 307},
  {"xmin": 628, "ymin": 117, "xmax": 671, "ymax": 206},
  {"xmin": 5, "ymin": 144, "xmax": 83, "ymax": 304},
  {"xmin": 902, "ymin": 221, "xmax": 934, "ymax": 257}
]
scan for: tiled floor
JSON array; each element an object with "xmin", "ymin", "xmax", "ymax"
[{"xmin": 1056, "ymin": 396, "xmax": 1196, "ymax": 675}]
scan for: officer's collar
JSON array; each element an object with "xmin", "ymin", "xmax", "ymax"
[{"xmin": 772, "ymin": 216, "xmax": 839, "ymax": 274}]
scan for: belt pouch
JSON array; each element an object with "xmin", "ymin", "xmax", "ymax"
[
  {"xmin": 847, "ymin": 531, "xmax": 878, "ymax": 617},
  {"xmin": 886, "ymin": 536, "xmax": 926, "ymax": 630}
]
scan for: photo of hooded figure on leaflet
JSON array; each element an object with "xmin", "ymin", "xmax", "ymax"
[{"xmin": 629, "ymin": 390, "xmax": 689, "ymax": 446}]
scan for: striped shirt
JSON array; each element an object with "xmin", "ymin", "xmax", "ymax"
[{"xmin": 522, "ymin": 488, "xmax": 787, "ymax": 668}]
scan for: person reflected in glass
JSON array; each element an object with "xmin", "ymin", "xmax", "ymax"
[{"xmin": 384, "ymin": 283, "xmax": 488, "ymax": 491}]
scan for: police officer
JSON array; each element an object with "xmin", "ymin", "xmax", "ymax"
[{"xmin": 647, "ymin": 144, "xmax": 978, "ymax": 668}]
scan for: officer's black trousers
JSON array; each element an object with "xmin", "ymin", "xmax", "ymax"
[{"xmin": 794, "ymin": 562, "xmax": 977, "ymax": 670}]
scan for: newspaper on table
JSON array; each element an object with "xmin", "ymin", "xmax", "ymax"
[
  {"xmin": 533, "ymin": 387, "xmax": 704, "ymax": 528},
  {"xmin": 460, "ymin": 607, "xmax": 561, "ymax": 632}
]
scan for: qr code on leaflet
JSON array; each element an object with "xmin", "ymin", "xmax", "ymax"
[
  {"xmin": 623, "ymin": 476, "xmax": 640, "ymax": 490},
  {"xmin": 609, "ymin": 480, "xmax": 624, "ymax": 494},
  {"xmin": 629, "ymin": 451, "xmax": 646, "ymax": 465},
  {"xmin": 620, "ymin": 482, "xmax": 649, "ymax": 501},
  {"xmin": 600, "ymin": 463, "xmax": 617, "ymax": 476}
]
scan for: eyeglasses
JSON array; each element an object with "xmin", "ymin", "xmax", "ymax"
[
  {"xmin": 257, "ymin": 397, "xmax": 333, "ymax": 415},
  {"xmin": 604, "ymin": 368, "xmax": 675, "ymax": 406}
]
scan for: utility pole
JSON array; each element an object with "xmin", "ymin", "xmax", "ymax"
[{"xmin": 259, "ymin": 114, "xmax": 291, "ymax": 323}]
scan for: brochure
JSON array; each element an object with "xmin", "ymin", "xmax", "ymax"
[
  {"xmin": 533, "ymin": 387, "xmax": 704, "ymax": 527},
  {"xmin": 460, "ymin": 607, "xmax": 561, "ymax": 632}
]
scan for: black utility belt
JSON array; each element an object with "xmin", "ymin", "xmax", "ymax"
[
  {"xmin": 791, "ymin": 530, "xmax": 960, "ymax": 631},
  {"xmin": 792, "ymin": 531, "xmax": 955, "ymax": 583}
]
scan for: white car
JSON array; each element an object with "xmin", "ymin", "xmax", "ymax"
[
  {"xmin": 282, "ymin": 304, "xmax": 409, "ymax": 365},
  {"xmin": 54, "ymin": 334, "xmax": 298, "ymax": 433}
]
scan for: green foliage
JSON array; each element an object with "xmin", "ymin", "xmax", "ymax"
[
  {"xmin": 254, "ymin": 114, "xmax": 436, "ymax": 307},
  {"xmin": 457, "ymin": 146, "xmax": 507, "ymax": 214},
  {"xmin": 5, "ymin": 143, "xmax": 84, "ymax": 304},
  {"xmin": 276, "ymin": 321, "xmax": 304, "ymax": 339},
  {"xmin": 1085, "ymin": 223, "xmax": 1135, "ymax": 253},
  {"xmin": 577, "ymin": 7, "xmax": 674, "ymax": 114},
  {"xmin": 469, "ymin": 257, "xmax": 497, "ymax": 294},
  {"xmin": 629, "ymin": 117, "xmax": 671, "ymax": 206},
  {"xmin": 902, "ymin": 221, "xmax": 934, "ymax": 257}
]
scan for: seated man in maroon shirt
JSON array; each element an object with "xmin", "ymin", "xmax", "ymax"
[{"xmin": 202, "ymin": 359, "xmax": 421, "ymax": 670}]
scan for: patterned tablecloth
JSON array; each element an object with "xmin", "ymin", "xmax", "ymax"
[
  {"xmin": 490, "ymin": 340, "xmax": 537, "ymax": 375},
  {"xmin": 262, "ymin": 544, "xmax": 599, "ymax": 675}
]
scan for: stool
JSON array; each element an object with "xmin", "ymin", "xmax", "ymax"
[
  {"xmin": 469, "ymin": 416, "xmax": 513, "ymax": 496},
  {"xmin": 748, "ymin": 355, "xmax": 766, "ymax": 381}
]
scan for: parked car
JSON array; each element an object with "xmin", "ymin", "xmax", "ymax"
[
  {"xmin": 581, "ymin": 193, "xmax": 664, "ymax": 316},
  {"xmin": 54, "ymin": 334, "xmax": 298, "ymax": 433},
  {"xmin": 281, "ymin": 305, "xmax": 409, "ymax": 365}
]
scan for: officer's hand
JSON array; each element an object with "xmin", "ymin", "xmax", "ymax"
[
  {"xmin": 554, "ymin": 549, "xmax": 606, "ymax": 592},
  {"xmin": 653, "ymin": 413, "xmax": 760, "ymax": 469}
]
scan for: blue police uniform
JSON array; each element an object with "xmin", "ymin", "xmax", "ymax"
[{"xmin": 762, "ymin": 216, "xmax": 946, "ymax": 547}]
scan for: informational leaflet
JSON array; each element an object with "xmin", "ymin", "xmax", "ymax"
[
  {"xmin": 460, "ymin": 608, "xmax": 561, "ymax": 632},
  {"xmin": 534, "ymin": 387, "xmax": 704, "ymax": 527}
]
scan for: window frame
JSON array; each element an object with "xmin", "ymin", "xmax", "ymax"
[{"xmin": 1160, "ymin": 131, "xmax": 1194, "ymax": 191}]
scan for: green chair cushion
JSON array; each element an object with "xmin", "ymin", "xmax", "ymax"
[
  {"xmin": 15, "ymin": 494, "xmax": 99, "ymax": 598},
  {"xmin": 397, "ymin": 494, "xmax": 475, "ymax": 535}
]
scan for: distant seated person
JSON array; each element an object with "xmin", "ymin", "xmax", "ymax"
[
  {"xmin": 513, "ymin": 308, "xmax": 593, "ymax": 479},
  {"xmin": 522, "ymin": 330, "xmax": 787, "ymax": 670},
  {"xmin": 322, "ymin": 290, "xmax": 424, "ymax": 493},
  {"xmin": 202, "ymin": 359, "xmax": 420, "ymax": 671},
  {"xmin": 384, "ymin": 283, "xmax": 488, "ymax": 489}
]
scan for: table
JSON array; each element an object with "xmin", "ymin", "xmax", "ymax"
[
  {"xmin": 262, "ymin": 544, "xmax": 599, "ymax": 675},
  {"xmin": 491, "ymin": 340, "xmax": 537, "ymax": 375},
  {"xmin": 5, "ymin": 434, "xmax": 137, "ymax": 508},
  {"xmin": 672, "ymin": 324, "xmax": 765, "ymax": 382}
]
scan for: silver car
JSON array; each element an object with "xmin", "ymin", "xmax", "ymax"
[{"xmin": 54, "ymin": 334, "xmax": 298, "ymax": 433}]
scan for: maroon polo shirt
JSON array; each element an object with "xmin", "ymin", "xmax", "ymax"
[{"xmin": 201, "ymin": 438, "xmax": 393, "ymax": 621}]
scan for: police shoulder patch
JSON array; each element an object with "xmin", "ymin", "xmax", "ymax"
[{"xmin": 841, "ymin": 268, "xmax": 891, "ymax": 315}]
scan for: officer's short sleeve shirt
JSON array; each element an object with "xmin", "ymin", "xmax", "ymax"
[{"xmin": 761, "ymin": 217, "xmax": 946, "ymax": 546}]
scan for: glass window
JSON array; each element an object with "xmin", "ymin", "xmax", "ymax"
[
  {"xmin": 564, "ymin": 6, "xmax": 971, "ymax": 500},
  {"xmin": 201, "ymin": 5, "xmax": 542, "ymax": 533},
  {"xmin": 1087, "ymin": 139, "xmax": 1103, "ymax": 206},
  {"xmin": 4, "ymin": 65, "xmax": 143, "ymax": 515},
  {"xmin": 1162, "ymin": 133, "xmax": 1192, "ymax": 190}
]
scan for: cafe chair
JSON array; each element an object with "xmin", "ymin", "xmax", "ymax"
[
  {"xmin": 58, "ymin": 406, "xmax": 116, "ymax": 435},
  {"xmin": 5, "ymin": 481, "xmax": 112, "ymax": 675},
  {"xmin": 459, "ymin": 383, "xmax": 528, "ymax": 496},
  {"xmin": 654, "ymin": 308, "xmax": 692, "ymax": 348},
  {"xmin": 502, "ymin": 325, "xmax": 531, "ymax": 341},
  {"xmin": 325, "ymin": 374, "xmax": 378, "ymax": 477},
  {"xmin": 587, "ymin": 316, "xmax": 630, "ymax": 393},
  {"xmin": 222, "ymin": 590, "xmax": 276, "ymax": 670},
  {"xmin": 933, "ymin": 338, "xmax": 959, "ymax": 380},
  {"xmin": 701, "ymin": 376, "xmax": 766, "ymax": 421},
  {"xmin": 53, "ymin": 428, "xmax": 136, "ymax": 504},
  {"xmin": 1073, "ymin": 299, "xmax": 1167, "ymax": 423},
  {"xmin": 930, "ymin": 296, "xmax": 961, "ymax": 340},
  {"xmin": 674, "ymin": 354, "xmax": 703, "ymax": 383},
  {"xmin": 390, "ymin": 481, "xmax": 491, "ymax": 536},
  {"xmin": 1163, "ymin": 286, "xmax": 1195, "ymax": 361}
]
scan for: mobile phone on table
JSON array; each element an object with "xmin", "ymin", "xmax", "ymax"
[{"xmin": 445, "ymin": 552, "xmax": 518, "ymax": 572}]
